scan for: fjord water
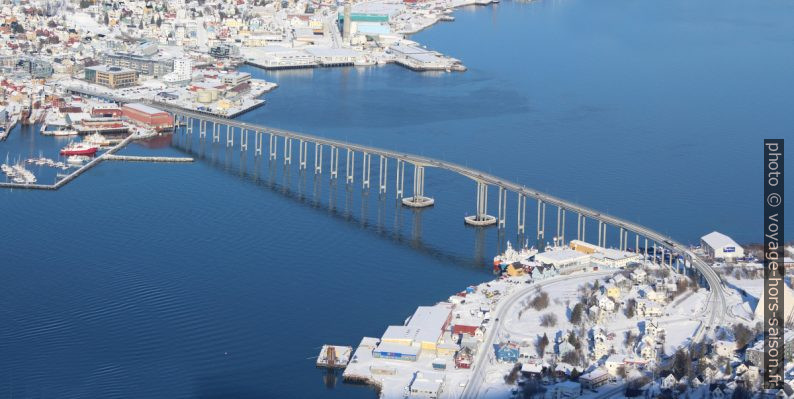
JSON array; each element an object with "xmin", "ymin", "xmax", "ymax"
[{"xmin": 1, "ymin": 0, "xmax": 792, "ymax": 397}]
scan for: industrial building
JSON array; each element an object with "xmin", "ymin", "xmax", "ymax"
[
  {"xmin": 84, "ymin": 65, "xmax": 138, "ymax": 89},
  {"xmin": 372, "ymin": 342, "xmax": 420, "ymax": 361},
  {"xmin": 380, "ymin": 303, "xmax": 453, "ymax": 352},
  {"xmin": 121, "ymin": 103, "xmax": 173, "ymax": 132},
  {"xmin": 700, "ymin": 231, "xmax": 744, "ymax": 260},
  {"xmin": 534, "ymin": 248, "xmax": 591, "ymax": 270}
]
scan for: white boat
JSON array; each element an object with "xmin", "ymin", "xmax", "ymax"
[
  {"xmin": 84, "ymin": 133, "xmax": 110, "ymax": 147},
  {"xmin": 67, "ymin": 155, "xmax": 89, "ymax": 165}
]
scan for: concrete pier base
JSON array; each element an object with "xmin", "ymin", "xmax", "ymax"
[
  {"xmin": 401, "ymin": 196, "xmax": 434, "ymax": 208},
  {"xmin": 464, "ymin": 214, "xmax": 496, "ymax": 226}
]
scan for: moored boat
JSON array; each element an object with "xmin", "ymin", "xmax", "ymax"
[{"xmin": 60, "ymin": 142, "xmax": 98, "ymax": 156}]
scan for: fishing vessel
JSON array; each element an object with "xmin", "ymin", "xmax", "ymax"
[
  {"xmin": 83, "ymin": 133, "xmax": 111, "ymax": 147},
  {"xmin": 60, "ymin": 142, "xmax": 98, "ymax": 156},
  {"xmin": 492, "ymin": 241, "xmax": 537, "ymax": 271}
]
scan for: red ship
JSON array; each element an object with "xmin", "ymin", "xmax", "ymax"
[{"xmin": 60, "ymin": 142, "xmax": 99, "ymax": 156}]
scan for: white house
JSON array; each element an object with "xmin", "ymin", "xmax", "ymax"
[{"xmin": 701, "ymin": 231, "xmax": 744, "ymax": 260}]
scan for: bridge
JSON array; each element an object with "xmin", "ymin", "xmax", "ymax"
[
  {"xmin": 30, "ymin": 89, "xmax": 729, "ymax": 397},
  {"xmin": 156, "ymin": 102, "xmax": 727, "ymax": 331}
]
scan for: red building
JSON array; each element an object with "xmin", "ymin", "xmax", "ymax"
[
  {"xmin": 452, "ymin": 325, "xmax": 479, "ymax": 337},
  {"xmin": 121, "ymin": 103, "xmax": 173, "ymax": 132},
  {"xmin": 455, "ymin": 349, "xmax": 473, "ymax": 369},
  {"xmin": 92, "ymin": 107, "xmax": 123, "ymax": 117}
]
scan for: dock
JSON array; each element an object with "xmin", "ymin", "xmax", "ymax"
[
  {"xmin": 0, "ymin": 116, "xmax": 19, "ymax": 141},
  {"xmin": 104, "ymin": 155, "xmax": 194, "ymax": 163},
  {"xmin": 0, "ymin": 134, "xmax": 193, "ymax": 190},
  {"xmin": 316, "ymin": 345, "xmax": 352, "ymax": 369}
]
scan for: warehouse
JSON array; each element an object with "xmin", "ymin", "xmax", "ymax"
[
  {"xmin": 372, "ymin": 342, "xmax": 420, "ymax": 361},
  {"xmin": 700, "ymin": 231, "xmax": 744, "ymax": 261},
  {"xmin": 121, "ymin": 103, "xmax": 173, "ymax": 132},
  {"xmin": 535, "ymin": 248, "xmax": 591, "ymax": 271}
]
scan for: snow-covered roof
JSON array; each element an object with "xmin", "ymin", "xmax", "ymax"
[{"xmin": 701, "ymin": 231, "xmax": 741, "ymax": 250}]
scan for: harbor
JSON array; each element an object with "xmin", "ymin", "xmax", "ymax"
[{"xmin": 0, "ymin": 0, "xmax": 790, "ymax": 397}]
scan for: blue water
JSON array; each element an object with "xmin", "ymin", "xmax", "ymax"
[{"xmin": 1, "ymin": 0, "xmax": 793, "ymax": 397}]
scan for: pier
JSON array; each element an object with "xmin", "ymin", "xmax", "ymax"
[{"xmin": 104, "ymin": 155, "xmax": 194, "ymax": 163}]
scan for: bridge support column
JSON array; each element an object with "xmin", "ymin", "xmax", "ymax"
[
  {"xmin": 635, "ymin": 235, "xmax": 639, "ymax": 254},
  {"xmin": 516, "ymin": 193, "xmax": 527, "ymax": 234},
  {"xmin": 255, "ymin": 131, "xmax": 263, "ymax": 156},
  {"xmin": 402, "ymin": 164, "xmax": 433, "ymax": 207},
  {"xmin": 226, "ymin": 125, "xmax": 234, "ymax": 147},
  {"xmin": 314, "ymin": 143, "xmax": 323, "ymax": 174},
  {"xmin": 623, "ymin": 230, "xmax": 629, "ymax": 251},
  {"xmin": 186, "ymin": 117, "xmax": 193, "ymax": 136},
  {"xmin": 213, "ymin": 123, "xmax": 220, "ymax": 143},
  {"xmin": 269, "ymin": 133, "xmax": 277, "ymax": 160},
  {"xmin": 345, "ymin": 148, "xmax": 354, "ymax": 183},
  {"xmin": 644, "ymin": 238, "xmax": 648, "ymax": 263},
  {"xmin": 536, "ymin": 200, "xmax": 546, "ymax": 246},
  {"xmin": 378, "ymin": 156, "xmax": 388, "ymax": 194},
  {"xmin": 241, "ymin": 129, "xmax": 248, "ymax": 152},
  {"xmin": 362, "ymin": 152, "xmax": 371, "ymax": 189},
  {"xmin": 619, "ymin": 227, "xmax": 625, "ymax": 251},
  {"xmin": 199, "ymin": 120, "xmax": 206, "ymax": 139},
  {"xmin": 497, "ymin": 187, "xmax": 506, "ymax": 229},
  {"xmin": 395, "ymin": 159, "xmax": 405, "ymax": 199},
  {"xmin": 283, "ymin": 137, "xmax": 292, "ymax": 165},
  {"xmin": 560, "ymin": 209, "xmax": 566, "ymax": 246},
  {"xmin": 465, "ymin": 181, "xmax": 495, "ymax": 226},
  {"xmin": 330, "ymin": 146, "xmax": 339, "ymax": 179},
  {"xmin": 298, "ymin": 140, "xmax": 307, "ymax": 170}
]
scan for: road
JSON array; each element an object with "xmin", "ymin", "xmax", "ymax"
[{"xmin": 461, "ymin": 272, "xmax": 613, "ymax": 399}]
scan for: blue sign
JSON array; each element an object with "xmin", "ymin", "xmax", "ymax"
[{"xmin": 724, "ymin": 247, "xmax": 735, "ymax": 253}]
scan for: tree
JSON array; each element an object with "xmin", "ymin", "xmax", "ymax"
[
  {"xmin": 570, "ymin": 303, "xmax": 585, "ymax": 325},
  {"xmin": 103, "ymin": 12, "xmax": 109, "ymax": 25},
  {"xmin": 625, "ymin": 298, "xmax": 637, "ymax": 318},
  {"xmin": 732, "ymin": 323, "xmax": 754, "ymax": 350},
  {"xmin": 562, "ymin": 350, "xmax": 581, "ymax": 366},
  {"xmin": 530, "ymin": 291, "xmax": 550, "ymax": 311},
  {"xmin": 570, "ymin": 368, "xmax": 581, "ymax": 381},
  {"xmin": 672, "ymin": 348, "xmax": 692, "ymax": 378},
  {"xmin": 156, "ymin": 16, "xmax": 163, "ymax": 27},
  {"xmin": 540, "ymin": 313, "xmax": 557, "ymax": 327},
  {"xmin": 725, "ymin": 358, "xmax": 733, "ymax": 376},
  {"xmin": 537, "ymin": 333, "xmax": 550, "ymax": 357},
  {"xmin": 505, "ymin": 363, "xmax": 522, "ymax": 384}
]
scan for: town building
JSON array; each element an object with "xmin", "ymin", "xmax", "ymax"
[
  {"xmin": 747, "ymin": 331, "xmax": 794, "ymax": 367},
  {"xmin": 579, "ymin": 368, "xmax": 609, "ymax": 390},
  {"xmin": 495, "ymin": 342, "xmax": 519, "ymax": 363},
  {"xmin": 84, "ymin": 65, "xmax": 138, "ymax": 88},
  {"xmin": 121, "ymin": 103, "xmax": 173, "ymax": 131},
  {"xmin": 700, "ymin": 231, "xmax": 745, "ymax": 260},
  {"xmin": 372, "ymin": 342, "xmax": 419, "ymax": 361}
]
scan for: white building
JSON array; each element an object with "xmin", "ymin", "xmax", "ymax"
[
  {"xmin": 162, "ymin": 57, "xmax": 192, "ymax": 84},
  {"xmin": 535, "ymin": 248, "xmax": 591, "ymax": 272},
  {"xmin": 700, "ymin": 231, "xmax": 744, "ymax": 260}
]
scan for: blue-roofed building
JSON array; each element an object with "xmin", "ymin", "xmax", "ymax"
[{"xmin": 494, "ymin": 342, "xmax": 519, "ymax": 363}]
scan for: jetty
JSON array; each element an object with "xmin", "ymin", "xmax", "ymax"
[
  {"xmin": 316, "ymin": 345, "xmax": 352, "ymax": 369},
  {"xmin": 0, "ymin": 134, "xmax": 192, "ymax": 190},
  {"xmin": 104, "ymin": 155, "xmax": 194, "ymax": 163}
]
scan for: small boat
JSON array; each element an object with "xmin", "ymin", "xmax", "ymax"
[
  {"xmin": 60, "ymin": 142, "xmax": 98, "ymax": 156},
  {"xmin": 84, "ymin": 133, "xmax": 111, "ymax": 147},
  {"xmin": 67, "ymin": 155, "xmax": 89, "ymax": 165}
]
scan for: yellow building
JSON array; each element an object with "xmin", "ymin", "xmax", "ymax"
[
  {"xmin": 606, "ymin": 286, "xmax": 621, "ymax": 300},
  {"xmin": 570, "ymin": 240, "xmax": 597, "ymax": 254},
  {"xmin": 505, "ymin": 264, "xmax": 524, "ymax": 277}
]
